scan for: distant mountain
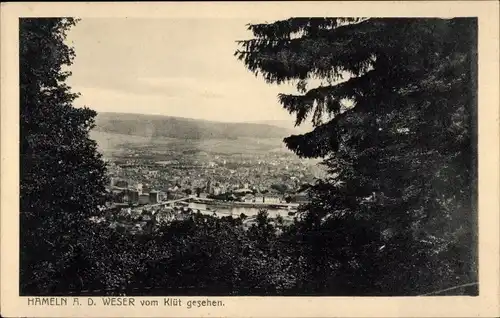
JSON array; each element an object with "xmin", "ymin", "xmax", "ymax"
[{"xmin": 93, "ymin": 112, "xmax": 296, "ymax": 140}]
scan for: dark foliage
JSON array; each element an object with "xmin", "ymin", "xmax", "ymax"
[{"xmin": 20, "ymin": 18, "xmax": 108, "ymax": 295}]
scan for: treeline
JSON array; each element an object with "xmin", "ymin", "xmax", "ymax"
[
  {"xmin": 22, "ymin": 210, "xmax": 473, "ymax": 296},
  {"xmin": 23, "ymin": 212, "xmax": 288, "ymax": 296},
  {"xmin": 21, "ymin": 208, "xmax": 476, "ymax": 296},
  {"xmin": 235, "ymin": 17, "xmax": 478, "ymax": 295}
]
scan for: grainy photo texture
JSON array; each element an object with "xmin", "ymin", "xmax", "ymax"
[{"xmin": 19, "ymin": 17, "xmax": 478, "ymax": 297}]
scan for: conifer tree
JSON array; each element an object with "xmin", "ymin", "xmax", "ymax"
[
  {"xmin": 20, "ymin": 18, "xmax": 108, "ymax": 294},
  {"xmin": 236, "ymin": 18, "xmax": 477, "ymax": 295}
]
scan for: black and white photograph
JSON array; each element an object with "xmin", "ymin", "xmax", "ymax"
[{"xmin": 1, "ymin": 1, "xmax": 500, "ymax": 317}]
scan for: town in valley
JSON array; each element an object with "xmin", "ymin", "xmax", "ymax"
[{"xmin": 92, "ymin": 116, "xmax": 324, "ymax": 234}]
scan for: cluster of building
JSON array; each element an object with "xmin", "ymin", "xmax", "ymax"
[
  {"xmin": 106, "ymin": 204, "xmax": 196, "ymax": 235},
  {"xmin": 105, "ymin": 151, "xmax": 320, "ymax": 202},
  {"xmin": 108, "ymin": 178, "xmax": 164, "ymax": 205}
]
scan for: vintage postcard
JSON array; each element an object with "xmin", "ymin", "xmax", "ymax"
[{"xmin": 1, "ymin": 1, "xmax": 499, "ymax": 317}]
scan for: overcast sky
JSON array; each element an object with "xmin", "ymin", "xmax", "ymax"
[{"xmin": 65, "ymin": 18, "xmax": 306, "ymax": 124}]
